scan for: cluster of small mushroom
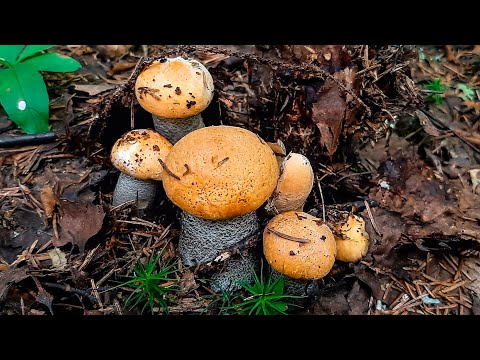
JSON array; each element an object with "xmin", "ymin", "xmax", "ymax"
[{"xmin": 109, "ymin": 56, "xmax": 371, "ymax": 294}]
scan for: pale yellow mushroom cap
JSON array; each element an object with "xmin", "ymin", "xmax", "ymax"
[
  {"xmin": 110, "ymin": 129, "xmax": 173, "ymax": 181},
  {"xmin": 270, "ymin": 152, "xmax": 314, "ymax": 213},
  {"xmin": 263, "ymin": 211, "xmax": 336, "ymax": 280},
  {"xmin": 335, "ymin": 214, "xmax": 370, "ymax": 263},
  {"xmin": 135, "ymin": 57, "xmax": 214, "ymax": 119},
  {"xmin": 162, "ymin": 125, "xmax": 279, "ymax": 220}
]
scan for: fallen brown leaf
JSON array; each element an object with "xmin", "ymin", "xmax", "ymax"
[
  {"xmin": 32, "ymin": 277, "xmax": 54, "ymax": 315},
  {"xmin": 40, "ymin": 186, "xmax": 57, "ymax": 219},
  {"xmin": 56, "ymin": 199, "xmax": 105, "ymax": 253},
  {"xmin": 311, "ymin": 68, "xmax": 355, "ymax": 156},
  {"xmin": 0, "ymin": 266, "xmax": 28, "ymax": 301}
]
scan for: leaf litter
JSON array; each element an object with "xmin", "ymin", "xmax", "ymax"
[{"xmin": 1, "ymin": 44, "xmax": 480, "ymax": 315}]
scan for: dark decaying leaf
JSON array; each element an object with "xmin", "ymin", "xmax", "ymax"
[
  {"xmin": 32, "ymin": 276, "xmax": 54, "ymax": 315},
  {"xmin": 311, "ymin": 68, "xmax": 355, "ymax": 156},
  {"xmin": 56, "ymin": 199, "xmax": 105, "ymax": 253},
  {"xmin": 311, "ymin": 280, "xmax": 369, "ymax": 315},
  {"xmin": 369, "ymin": 150, "xmax": 480, "ymax": 243},
  {"xmin": 0, "ymin": 266, "xmax": 28, "ymax": 301}
]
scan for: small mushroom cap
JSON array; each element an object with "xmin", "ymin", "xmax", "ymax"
[
  {"xmin": 270, "ymin": 152, "xmax": 314, "ymax": 213},
  {"xmin": 335, "ymin": 214, "xmax": 369, "ymax": 263},
  {"xmin": 263, "ymin": 211, "xmax": 336, "ymax": 280},
  {"xmin": 111, "ymin": 129, "xmax": 173, "ymax": 181},
  {"xmin": 162, "ymin": 125, "xmax": 279, "ymax": 220},
  {"xmin": 135, "ymin": 57, "xmax": 214, "ymax": 119}
]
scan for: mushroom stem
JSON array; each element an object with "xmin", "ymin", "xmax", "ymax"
[
  {"xmin": 152, "ymin": 114, "xmax": 205, "ymax": 144},
  {"xmin": 112, "ymin": 172, "xmax": 157, "ymax": 210},
  {"xmin": 210, "ymin": 251, "xmax": 260, "ymax": 293},
  {"xmin": 179, "ymin": 211, "xmax": 259, "ymax": 266}
]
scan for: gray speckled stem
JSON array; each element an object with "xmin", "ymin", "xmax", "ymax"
[
  {"xmin": 210, "ymin": 251, "xmax": 260, "ymax": 293},
  {"xmin": 112, "ymin": 172, "xmax": 157, "ymax": 210},
  {"xmin": 152, "ymin": 114, "xmax": 204, "ymax": 144},
  {"xmin": 179, "ymin": 211, "xmax": 261, "ymax": 292},
  {"xmin": 270, "ymin": 268, "xmax": 320, "ymax": 302}
]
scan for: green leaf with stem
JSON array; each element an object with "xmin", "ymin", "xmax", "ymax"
[{"xmin": 0, "ymin": 45, "xmax": 81, "ymax": 134}]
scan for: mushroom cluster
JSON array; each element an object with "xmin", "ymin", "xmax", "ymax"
[
  {"xmin": 161, "ymin": 125, "xmax": 279, "ymax": 291},
  {"xmin": 135, "ymin": 57, "xmax": 214, "ymax": 144}
]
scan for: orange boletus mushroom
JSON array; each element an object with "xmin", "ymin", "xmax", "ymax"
[
  {"xmin": 266, "ymin": 152, "xmax": 314, "ymax": 214},
  {"xmin": 335, "ymin": 214, "xmax": 370, "ymax": 263},
  {"xmin": 162, "ymin": 125, "xmax": 279, "ymax": 291},
  {"xmin": 110, "ymin": 129, "xmax": 172, "ymax": 210},
  {"xmin": 263, "ymin": 211, "xmax": 336, "ymax": 280},
  {"xmin": 135, "ymin": 57, "xmax": 214, "ymax": 144}
]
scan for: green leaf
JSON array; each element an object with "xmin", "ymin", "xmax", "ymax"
[
  {"xmin": 456, "ymin": 83, "xmax": 476, "ymax": 101},
  {"xmin": 26, "ymin": 52, "xmax": 81, "ymax": 73},
  {"xmin": 0, "ymin": 45, "xmax": 24, "ymax": 65},
  {"xmin": 16, "ymin": 45, "xmax": 54, "ymax": 63},
  {"xmin": 0, "ymin": 63, "xmax": 49, "ymax": 134}
]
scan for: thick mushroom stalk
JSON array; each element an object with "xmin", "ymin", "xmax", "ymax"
[
  {"xmin": 263, "ymin": 211, "xmax": 337, "ymax": 296},
  {"xmin": 265, "ymin": 152, "xmax": 314, "ymax": 215},
  {"xmin": 110, "ymin": 129, "xmax": 172, "ymax": 210},
  {"xmin": 162, "ymin": 126, "xmax": 279, "ymax": 292},
  {"xmin": 135, "ymin": 57, "xmax": 214, "ymax": 144}
]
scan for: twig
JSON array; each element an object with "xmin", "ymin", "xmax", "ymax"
[
  {"xmin": 316, "ymin": 175, "xmax": 326, "ymax": 222},
  {"xmin": 42, "ymin": 282, "xmax": 100, "ymax": 304},
  {"xmin": 265, "ymin": 227, "xmax": 310, "ymax": 243},
  {"xmin": 157, "ymin": 158, "xmax": 180, "ymax": 180},
  {"xmin": 0, "ymin": 132, "xmax": 58, "ymax": 147},
  {"xmin": 364, "ymin": 199, "xmax": 382, "ymax": 236}
]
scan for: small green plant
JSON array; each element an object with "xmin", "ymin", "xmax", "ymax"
[
  {"xmin": 228, "ymin": 262, "xmax": 304, "ymax": 315},
  {"xmin": 424, "ymin": 78, "xmax": 446, "ymax": 105},
  {"xmin": 0, "ymin": 45, "xmax": 81, "ymax": 134},
  {"xmin": 111, "ymin": 246, "xmax": 178, "ymax": 314},
  {"xmin": 456, "ymin": 83, "xmax": 476, "ymax": 101},
  {"xmin": 201, "ymin": 288, "xmax": 236, "ymax": 315}
]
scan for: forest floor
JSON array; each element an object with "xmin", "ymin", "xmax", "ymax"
[{"xmin": 1, "ymin": 45, "xmax": 479, "ymax": 315}]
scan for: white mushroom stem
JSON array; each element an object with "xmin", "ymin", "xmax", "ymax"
[
  {"xmin": 152, "ymin": 114, "xmax": 204, "ymax": 144},
  {"xmin": 112, "ymin": 173, "xmax": 157, "ymax": 210}
]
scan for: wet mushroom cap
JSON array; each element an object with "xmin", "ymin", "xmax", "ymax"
[
  {"xmin": 111, "ymin": 129, "xmax": 173, "ymax": 181},
  {"xmin": 162, "ymin": 125, "xmax": 279, "ymax": 220},
  {"xmin": 271, "ymin": 152, "xmax": 314, "ymax": 213},
  {"xmin": 335, "ymin": 214, "xmax": 369, "ymax": 263},
  {"xmin": 135, "ymin": 57, "xmax": 214, "ymax": 119},
  {"xmin": 263, "ymin": 211, "xmax": 336, "ymax": 280}
]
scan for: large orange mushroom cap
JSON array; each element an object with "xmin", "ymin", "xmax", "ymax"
[
  {"xmin": 263, "ymin": 211, "xmax": 336, "ymax": 280},
  {"xmin": 162, "ymin": 125, "xmax": 279, "ymax": 220},
  {"xmin": 135, "ymin": 57, "xmax": 214, "ymax": 119},
  {"xmin": 110, "ymin": 129, "xmax": 173, "ymax": 181}
]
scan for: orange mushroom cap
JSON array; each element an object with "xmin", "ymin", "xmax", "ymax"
[
  {"xmin": 110, "ymin": 129, "xmax": 173, "ymax": 181},
  {"xmin": 135, "ymin": 57, "xmax": 214, "ymax": 119},
  {"xmin": 335, "ymin": 214, "xmax": 370, "ymax": 263},
  {"xmin": 270, "ymin": 152, "xmax": 314, "ymax": 213},
  {"xmin": 263, "ymin": 211, "xmax": 336, "ymax": 280},
  {"xmin": 162, "ymin": 125, "xmax": 279, "ymax": 220}
]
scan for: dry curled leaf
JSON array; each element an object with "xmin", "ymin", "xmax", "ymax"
[
  {"xmin": 56, "ymin": 199, "xmax": 105, "ymax": 253},
  {"xmin": 40, "ymin": 186, "xmax": 57, "ymax": 219},
  {"xmin": 311, "ymin": 68, "xmax": 356, "ymax": 156}
]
